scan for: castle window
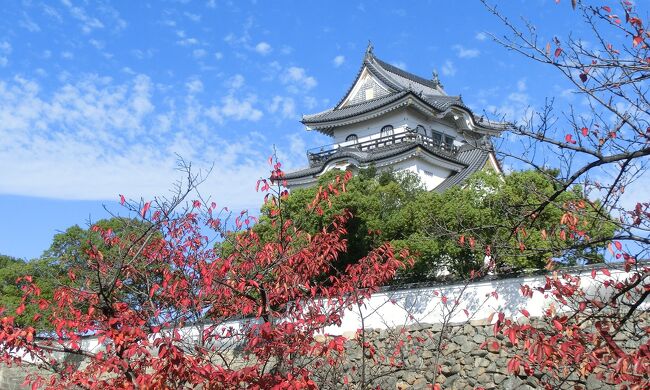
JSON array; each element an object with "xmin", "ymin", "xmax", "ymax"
[
  {"xmin": 431, "ymin": 131, "xmax": 443, "ymax": 145},
  {"xmin": 346, "ymin": 134, "xmax": 358, "ymax": 143},
  {"xmin": 444, "ymin": 135, "xmax": 454, "ymax": 146},
  {"xmin": 380, "ymin": 125, "xmax": 394, "ymax": 136},
  {"xmin": 415, "ymin": 125, "xmax": 426, "ymax": 136}
]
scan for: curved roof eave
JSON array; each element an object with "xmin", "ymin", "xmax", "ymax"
[
  {"xmin": 285, "ymin": 141, "xmax": 467, "ymax": 181},
  {"xmin": 303, "ymin": 91, "xmax": 508, "ymax": 136}
]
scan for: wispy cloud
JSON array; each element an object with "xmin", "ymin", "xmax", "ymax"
[
  {"xmin": 441, "ymin": 60, "xmax": 456, "ymax": 76},
  {"xmin": 268, "ymin": 96, "xmax": 296, "ymax": 119},
  {"xmin": 475, "ymin": 32, "xmax": 487, "ymax": 41},
  {"xmin": 0, "ymin": 74, "xmax": 273, "ymax": 206},
  {"xmin": 254, "ymin": 42, "xmax": 272, "ymax": 55},
  {"xmin": 333, "ymin": 55, "xmax": 345, "ymax": 67},
  {"xmin": 186, "ymin": 78, "xmax": 204, "ymax": 94},
  {"xmin": 193, "ymin": 49, "xmax": 207, "ymax": 59},
  {"xmin": 0, "ymin": 41, "xmax": 11, "ymax": 67},
  {"xmin": 19, "ymin": 12, "xmax": 41, "ymax": 32},
  {"xmin": 61, "ymin": 0, "xmax": 105, "ymax": 34},
  {"xmin": 280, "ymin": 67, "xmax": 317, "ymax": 93},
  {"xmin": 184, "ymin": 12, "xmax": 201, "ymax": 23},
  {"xmin": 226, "ymin": 74, "xmax": 245, "ymax": 90},
  {"xmin": 453, "ymin": 44, "xmax": 480, "ymax": 59}
]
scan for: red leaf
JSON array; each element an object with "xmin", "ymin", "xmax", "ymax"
[
  {"xmin": 602, "ymin": 6, "xmax": 611, "ymax": 13},
  {"xmin": 520, "ymin": 309, "xmax": 530, "ymax": 318},
  {"xmin": 602, "ymin": 268, "xmax": 611, "ymax": 277},
  {"xmin": 565, "ymin": 134, "xmax": 577, "ymax": 144},
  {"xmin": 633, "ymin": 36, "xmax": 643, "ymax": 47},
  {"xmin": 614, "ymin": 241, "xmax": 622, "ymax": 250},
  {"xmin": 554, "ymin": 47, "xmax": 563, "ymax": 58},
  {"xmin": 149, "ymin": 283, "xmax": 160, "ymax": 298},
  {"xmin": 579, "ymin": 73, "xmax": 588, "ymax": 82},
  {"xmin": 553, "ymin": 319, "xmax": 563, "ymax": 331},
  {"xmin": 141, "ymin": 202, "xmax": 150, "ymax": 218},
  {"xmin": 581, "ymin": 127, "xmax": 589, "ymax": 136},
  {"xmin": 16, "ymin": 303, "xmax": 25, "ymax": 315},
  {"xmin": 120, "ymin": 194, "xmax": 126, "ymax": 205}
]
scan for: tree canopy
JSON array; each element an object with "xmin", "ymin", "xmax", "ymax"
[{"xmin": 254, "ymin": 167, "xmax": 616, "ymax": 280}]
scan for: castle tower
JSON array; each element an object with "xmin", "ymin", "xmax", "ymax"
[{"xmin": 285, "ymin": 46, "xmax": 505, "ymax": 191}]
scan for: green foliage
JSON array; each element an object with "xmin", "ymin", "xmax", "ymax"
[
  {"xmin": 0, "ymin": 254, "xmax": 57, "ymax": 328},
  {"xmin": 253, "ymin": 168, "xmax": 425, "ymax": 273},
  {"xmin": 254, "ymin": 168, "xmax": 616, "ymax": 282},
  {"xmin": 41, "ymin": 217, "xmax": 154, "ymax": 271},
  {"xmin": 398, "ymin": 169, "xmax": 616, "ymax": 278},
  {"xmin": 0, "ymin": 217, "xmax": 156, "ymax": 329}
]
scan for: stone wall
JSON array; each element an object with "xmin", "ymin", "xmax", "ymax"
[
  {"xmin": 314, "ymin": 315, "xmax": 646, "ymax": 390},
  {"xmin": 1, "ymin": 264, "xmax": 646, "ymax": 389},
  {"xmin": 1, "ymin": 316, "xmax": 645, "ymax": 389}
]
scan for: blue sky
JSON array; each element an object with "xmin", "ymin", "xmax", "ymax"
[{"xmin": 0, "ymin": 0, "xmax": 597, "ymax": 259}]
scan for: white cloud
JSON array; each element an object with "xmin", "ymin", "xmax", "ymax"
[
  {"xmin": 20, "ymin": 13, "xmax": 41, "ymax": 32},
  {"xmin": 453, "ymin": 45, "xmax": 480, "ymax": 59},
  {"xmin": 186, "ymin": 79, "xmax": 204, "ymax": 94},
  {"xmin": 131, "ymin": 48, "xmax": 155, "ymax": 59},
  {"xmin": 268, "ymin": 96, "xmax": 296, "ymax": 119},
  {"xmin": 255, "ymin": 42, "xmax": 272, "ymax": 55},
  {"xmin": 177, "ymin": 36, "xmax": 199, "ymax": 46},
  {"xmin": 193, "ymin": 49, "xmax": 207, "ymax": 59},
  {"xmin": 482, "ymin": 79, "xmax": 532, "ymax": 125},
  {"xmin": 61, "ymin": 51, "xmax": 74, "ymax": 59},
  {"xmin": 280, "ymin": 66, "xmax": 317, "ymax": 93},
  {"xmin": 333, "ymin": 55, "xmax": 345, "ymax": 67},
  {"xmin": 184, "ymin": 12, "xmax": 201, "ymax": 22},
  {"xmin": 390, "ymin": 61, "xmax": 407, "ymax": 70},
  {"xmin": 287, "ymin": 133, "xmax": 305, "ymax": 156},
  {"xmin": 516, "ymin": 79, "xmax": 526, "ymax": 92},
  {"xmin": 214, "ymin": 52, "xmax": 224, "ymax": 60},
  {"xmin": 475, "ymin": 32, "xmax": 487, "ymax": 41},
  {"xmin": 441, "ymin": 60, "xmax": 456, "ymax": 76},
  {"xmin": 227, "ymin": 74, "xmax": 245, "ymax": 90},
  {"xmin": 0, "ymin": 74, "xmax": 270, "ymax": 209},
  {"xmin": 0, "ymin": 41, "xmax": 11, "ymax": 67},
  {"xmin": 61, "ymin": 0, "xmax": 105, "ymax": 34},
  {"xmin": 216, "ymin": 95, "xmax": 263, "ymax": 122},
  {"xmin": 303, "ymin": 96, "xmax": 318, "ymax": 110},
  {"xmin": 89, "ymin": 39, "xmax": 105, "ymax": 50}
]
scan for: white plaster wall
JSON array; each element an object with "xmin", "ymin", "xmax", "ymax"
[
  {"xmin": 331, "ymin": 108, "xmax": 462, "ymax": 147},
  {"xmin": 389, "ymin": 158, "xmax": 452, "ymax": 191},
  {"xmin": 16, "ymin": 267, "xmax": 644, "ymax": 364},
  {"xmin": 324, "ymin": 267, "xmax": 644, "ymax": 335}
]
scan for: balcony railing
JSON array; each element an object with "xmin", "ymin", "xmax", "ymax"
[{"xmin": 307, "ymin": 132, "xmax": 458, "ymax": 167}]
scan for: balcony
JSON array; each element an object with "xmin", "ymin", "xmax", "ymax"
[{"xmin": 306, "ymin": 132, "xmax": 459, "ymax": 167}]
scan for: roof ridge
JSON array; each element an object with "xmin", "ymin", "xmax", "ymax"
[{"xmin": 372, "ymin": 56, "xmax": 443, "ymax": 92}]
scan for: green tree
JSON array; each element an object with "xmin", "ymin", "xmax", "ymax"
[
  {"xmin": 255, "ymin": 168, "xmax": 615, "ymax": 281},
  {"xmin": 398, "ymin": 169, "xmax": 616, "ymax": 279},
  {"xmin": 0, "ymin": 254, "xmax": 57, "ymax": 328},
  {"xmin": 1, "ymin": 218, "xmax": 157, "ymax": 329},
  {"xmin": 40, "ymin": 217, "xmax": 160, "ymax": 309},
  {"xmin": 252, "ymin": 168, "xmax": 425, "ymax": 274}
]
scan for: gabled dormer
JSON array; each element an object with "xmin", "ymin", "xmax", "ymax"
[{"xmin": 285, "ymin": 45, "xmax": 506, "ymax": 191}]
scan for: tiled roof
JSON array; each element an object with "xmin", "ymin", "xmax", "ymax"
[
  {"xmin": 302, "ymin": 50, "xmax": 509, "ymax": 132},
  {"xmin": 303, "ymin": 91, "xmax": 467, "ymax": 125},
  {"xmin": 303, "ymin": 91, "xmax": 410, "ymax": 123},
  {"xmin": 434, "ymin": 146, "xmax": 490, "ymax": 192},
  {"xmin": 284, "ymin": 139, "xmax": 464, "ymax": 180},
  {"xmin": 372, "ymin": 57, "xmax": 442, "ymax": 92},
  {"xmin": 422, "ymin": 95, "xmax": 468, "ymax": 111}
]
